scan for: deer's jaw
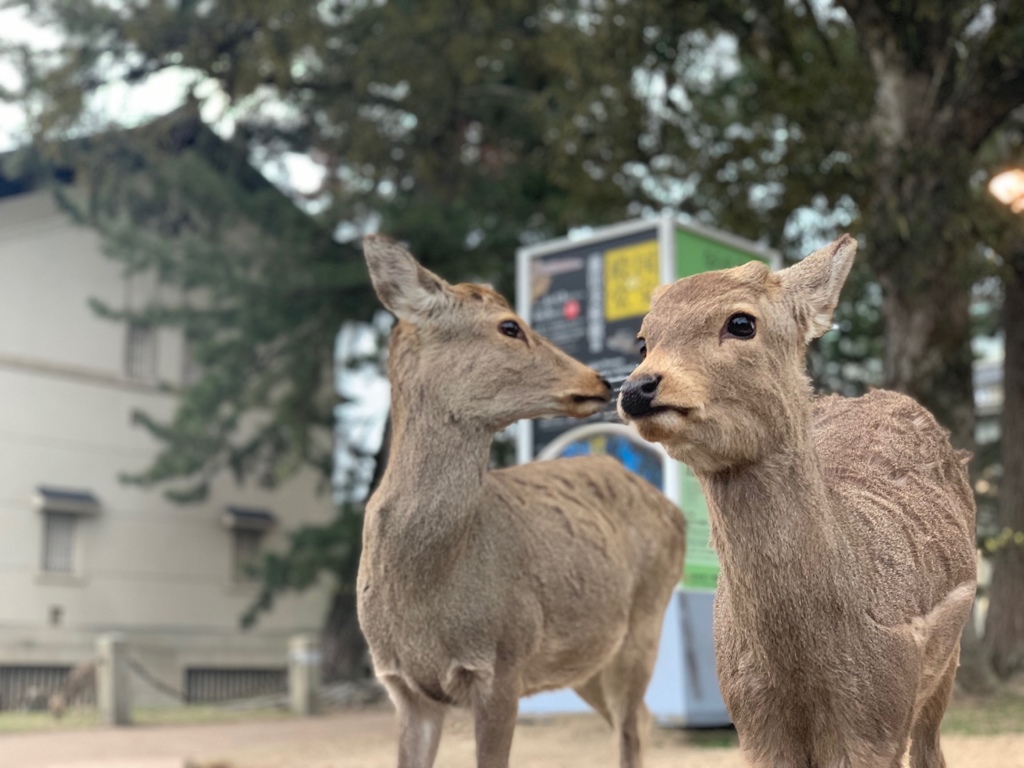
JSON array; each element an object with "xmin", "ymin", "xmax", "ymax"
[
  {"xmin": 626, "ymin": 408, "xmax": 721, "ymax": 471},
  {"xmin": 627, "ymin": 407, "xmax": 689, "ymax": 445}
]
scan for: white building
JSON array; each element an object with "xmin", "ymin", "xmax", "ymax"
[{"xmin": 0, "ymin": 167, "xmax": 335, "ymax": 709}]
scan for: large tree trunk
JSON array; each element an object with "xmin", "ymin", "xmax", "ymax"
[
  {"xmin": 861, "ymin": 142, "xmax": 993, "ymax": 692},
  {"xmin": 321, "ymin": 415, "xmax": 391, "ymax": 681},
  {"xmin": 878, "ymin": 275, "xmax": 975, "ymax": 450},
  {"xmin": 840, "ymin": 0, "xmax": 1024, "ymax": 692},
  {"xmin": 986, "ymin": 254, "xmax": 1024, "ymax": 679},
  {"xmin": 321, "ymin": 589, "xmax": 369, "ymax": 681},
  {"xmin": 853, "ymin": 53, "xmax": 979, "ymax": 445},
  {"xmin": 873, "ymin": 253, "xmax": 994, "ymax": 694}
]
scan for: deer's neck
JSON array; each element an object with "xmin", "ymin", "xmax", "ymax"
[
  {"xmin": 370, "ymin": 397, "xmax": 492, "ymax": 568},
  {"xmin": 699, "ymin": 403, "xmax": 852, "ymax": 624}
]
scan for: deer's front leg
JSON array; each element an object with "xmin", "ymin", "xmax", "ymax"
[
  {"xmin": 384, "ymin": 676, "xmax": 446, "ymax": 768},
  {"xmin": 472, "ymin": 673, "xmax": 519, "ymax": 768}
]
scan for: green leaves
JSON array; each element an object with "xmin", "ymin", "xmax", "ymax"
[
  {"xmin": 5, "ymin": 4, "xmax": 1024, "ymax": 673},
  {"xmin": 12, "ymin": 110, "xmax": 374, "ymax": 501}
]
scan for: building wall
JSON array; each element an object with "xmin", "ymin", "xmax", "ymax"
[{"xmin": 0, "ymin": 190, "xmax": 335, "ymax": 707}]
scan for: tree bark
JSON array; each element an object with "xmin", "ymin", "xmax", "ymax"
[
  {"xmin": 859, "ymin": 120, "xmax": 993, "ymax": 694},
  {"xmin": 986, "ymin": 254, "xmax": 1024, "ymax": 679},
  {"xmin": 320, "ymin": 414, "xmax": 391, "ymax": 681},
  {"xmin": 878, "ymin": 274, "xmax": 975, "ymax": 451},
  {"xmin": 321, "ymin": 589, "xmax": 370, "ymax": 681},
  {"xmin": 873, "ymin": 248, "xmax": 994, "ymax": 694}
]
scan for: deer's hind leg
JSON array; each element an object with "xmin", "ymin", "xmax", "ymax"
[
  {"xmin": 472, "ymin": 669, "xmax": 520, "ymax": 768},
  {"xmin": 573, "ymin": 673, "xmax": 613, "ymax": 725},
  {"xmin": 600, "ymin": 625, "xmax": 661, "ymax": 768},
  {"xmin": 909, "ymin": 651, "xmax": 957, "ymax": 768},
  {"xmin": 576, "ymin": 671, "xmax": 651, "ymax": 767},
  {"xmin": 907, "ymin": 583, "xmax": 975, "ymax": 768},
  {"xmin": 612, "ymin": 693, "xmax": 653, "ymax": 768},
  {"xmin": 383, "ymin": 676, "xmax": 446, "ymax": 768}
]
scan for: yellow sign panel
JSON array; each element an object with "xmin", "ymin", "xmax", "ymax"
[{"xmin": 604, "ymin": 241, "xmax": 660, "ymax": 321}]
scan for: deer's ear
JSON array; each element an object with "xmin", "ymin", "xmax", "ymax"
[
  {"xmin": 779, "ymin": 234, "xmax": 857, "ymax": 343},
  {"xmin": 363, "ymin": 236, "xmax": 452, "ymax": 322}
]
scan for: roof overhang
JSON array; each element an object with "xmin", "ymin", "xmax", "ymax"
[
  {"xmin": 221, "ymin": 506, "xmax": 277, "ymax": 531},
  {"xmin": 33, "ymin": 485, "xmax": 101, "ymax": 516}
]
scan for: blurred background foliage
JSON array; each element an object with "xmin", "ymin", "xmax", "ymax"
[{"xmin": 3, "ymin": 0, "xmax": 1024, "ymax": 685}]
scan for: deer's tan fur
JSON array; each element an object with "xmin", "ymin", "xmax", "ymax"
[
  {"xmin": 618, "ymin": 235, "xmax": 976, "ymax": 768},
  {"xmin": 357, "ymin": 237, "xmax": 685, "ymax": 768},
  {"xmin": 48, "ymin": 659, "xmax": 96, "ymax": 718}
]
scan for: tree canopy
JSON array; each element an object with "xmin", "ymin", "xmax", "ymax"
[{"xmin": 4, "ymin": 0, "xmax": 1024, "ymax": 682}]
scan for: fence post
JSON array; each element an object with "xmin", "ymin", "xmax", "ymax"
[
  {"xmin": 288, "ymin": 634, "xmax": 321, "ymax": 715},
  {"xmin": 96, "ymin": 633, "xmax": 131, "ymax": 726}
]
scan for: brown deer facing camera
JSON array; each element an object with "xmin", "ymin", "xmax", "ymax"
[
  {"xmin": 618, "ymin": 235, "xmax": 976, "ymax": 768},
  {"xmin": 357, "ymin": 237, "xmax": 686, "ymax": 768}
]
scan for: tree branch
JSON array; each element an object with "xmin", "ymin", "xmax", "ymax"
[
  {"xmin": 801, "ymin": 0, "xmax": 839, "ymax": 67},
  {"xmin": 960, "ymin": 49, "xmax": 1024, "ymax": 151}
]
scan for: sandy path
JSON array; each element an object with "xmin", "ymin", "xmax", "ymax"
[{"xmin": 2, "ymin": 705, "xmax": 1022, "ymax": 768}]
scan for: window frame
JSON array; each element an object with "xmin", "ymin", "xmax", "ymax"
[
  {"xmin": 231, "ymin": 527, "xmax": 264, "ymax": 583},
  {"xmin": 41, "ymin": 511, "xmax": 78, "ymax": 574},
  {"xmin": 125, "ymin": 321, "xmax": 158, "ymax": 381}
]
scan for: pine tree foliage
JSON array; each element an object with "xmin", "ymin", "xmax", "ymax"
[
  {"xmin": 2, "ymin": 1, "xmax": 663, "ymax": 497},
  {"xmin": 6, "ymin": 0, "xmax": 1024, "ymax": 684},
  {"xmin": 9, "ymin": 108, "xmax": 373, "ymax": 501}
]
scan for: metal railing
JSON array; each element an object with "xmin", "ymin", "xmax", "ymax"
[
  {"xmin": 184, "ymin": 667, "xmax": 287, "ymax": 704},
  {"xmin": 0, "ymin": 665, "xmax": 96, "ymax": 711}
]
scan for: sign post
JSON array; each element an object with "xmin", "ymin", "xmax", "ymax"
[{"xmin": 516, "ymin": 215, "xmax": 779, "ymax": 726}]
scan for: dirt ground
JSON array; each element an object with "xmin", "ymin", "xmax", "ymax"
[{"xmin": 3, "ymin": 703, "xmax": 1024, "ymax": 768}]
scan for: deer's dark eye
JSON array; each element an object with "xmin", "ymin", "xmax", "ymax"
[
  {"xmin": 723, "ymin": 313, "xmax": 756, "ymax": 340},
  {"xmin": 499, "ymin": 319, "xmax": 525, "ymax": 341},
  {"xmin": 637, "ymin": 339, "xmax": 647, "ymax": 360}
]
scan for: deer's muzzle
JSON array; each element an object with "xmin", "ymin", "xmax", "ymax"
[{"xmin": 619, "ymin": 374, "xmax": 662, "ymax": 419}]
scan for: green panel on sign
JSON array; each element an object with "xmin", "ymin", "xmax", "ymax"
[
  {"xmin": 674, "ymin": 227, "xmax": 768, "ymax": 590},
  {"xmin": 675, "ymin": 228, "xmax": 768, "ymax": 278},
  {"xmin": 679, "ymin": 463, "xmax": 718, "ymax": 590}
]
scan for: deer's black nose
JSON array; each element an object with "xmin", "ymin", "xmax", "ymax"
[{"xmin": 619, "ymin": 374, "xmax": 661, "ymax": 418}]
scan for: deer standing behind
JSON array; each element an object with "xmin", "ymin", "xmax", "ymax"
[
  {"xmin": 618, "ymin": 235, "xmax": 976, "ymax": 768},
  {"xmin": 357, "ymin": 237, "xmax": 686, "ymax": 768},
  {"xmin": 48, "ymin": 658, "xmax": 96, "ymax": 718}
]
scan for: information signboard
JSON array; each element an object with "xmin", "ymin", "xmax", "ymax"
[
  {"xmin": 516, "ymin": 216, "xmax": 778, "ymax": 726},
  {"xmin": 522, "ymin": 225, "xmax": 659, "ymax": 459},
  {"xmin": 519, "ymin": 218, "xmax": 777, "ymax": 589}
]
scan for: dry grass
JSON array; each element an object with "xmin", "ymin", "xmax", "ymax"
[
  {"xmin": 0, "ymin": 705, "xmax": 292, "ymax": 734},
  {"xmin": 943, "ymin": 687, "xmax": 1024, "ymax": 736},
  {"xmin": 0, "ymin": 685, "xmax": 1020, "ymax": 745}
]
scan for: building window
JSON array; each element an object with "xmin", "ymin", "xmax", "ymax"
[
  {"xmin": 222, "ymin": 506, "xmax": 276, "ymax": 584},
  {"xmin": 42, "ymin": 512, "xmax": 77, "ymax": 573},
  {"xmin": 33, "ymin": 486, "xmax": 101, "ymax": 577},
  {"xmin": 125, "ymin": 322, "xmax": 157, "ymax": 381},
  {"xmin": 181, "ymin": 333, "xmax": 203, "ymax": 387},
  {"xmin": 232, "ymin": 528, "xmax": 264, "ymax": 582}
]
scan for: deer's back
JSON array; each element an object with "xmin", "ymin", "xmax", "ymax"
[
  {"xmin": 813, "ymin": 389, "xmax": 976, "ymax": 623},
  {"xmin": 491, "ymin": 454, "xmax": 685, "ymax": 581},
  {"xmin": 487, "ymin": 455, "xmax": 684, "ymax": 692},
  {"xmin": 487, "ymin": 453, "xmax": 685, "ymax": 622}
]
